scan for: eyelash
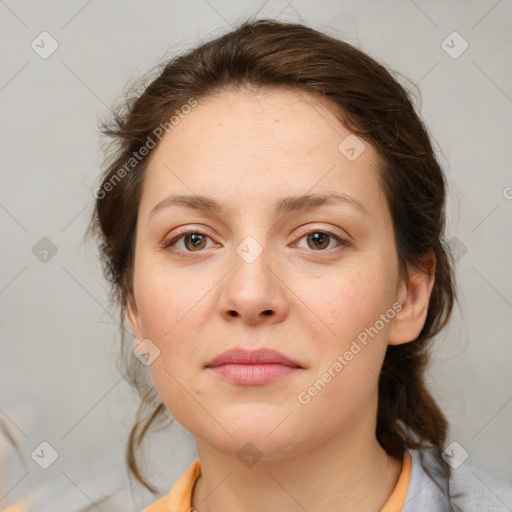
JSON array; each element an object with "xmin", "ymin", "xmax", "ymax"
[{"xmin": 161, "ymin": 227, "xmax": 350, "ymax": 256}]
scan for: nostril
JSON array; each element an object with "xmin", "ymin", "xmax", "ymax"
[{"xmin": 263, "ymin": 310, "xmax": 273, "ymax": 316}]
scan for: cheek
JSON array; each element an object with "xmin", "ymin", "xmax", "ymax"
[
  {"xmin": 134, "ymin": 265, "xmax": 208, "ymax": 341},
  {"xmin": 133, "ymin": 265, "xmax": 214, "ymax": 392},
  {"xmin": 296, "ymin": 263, "xmax": 396, "ymax": 393},
  {"xmin": 299, "ymin": 269, "xmax": 392, "ymax": 339}
]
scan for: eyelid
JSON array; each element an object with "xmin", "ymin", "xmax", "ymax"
[{"xmin": 293, "ymin": 223, "xmax": 351, "ymax": 243}]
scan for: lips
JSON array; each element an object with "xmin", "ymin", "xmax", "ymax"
[
  {"xmin": 205, "ymin": 348, "xmax": 302, "ymax": 368},
  {"xmin": 205, "ymin": 348, "xmax": 303, "ymax": 385}
]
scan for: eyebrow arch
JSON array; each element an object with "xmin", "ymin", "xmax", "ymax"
[{"xmin": 147, "ymin": 192, "xmax": 369, "ymax": 224}]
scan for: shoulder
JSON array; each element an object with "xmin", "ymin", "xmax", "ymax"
[
  {"xmin": 449, "ymin": 459, "xmax": 512, "ymax": 511},
  {"xmin": 403, "ymin": 446, "xmax": 512, "ymax": 512},
  {"xmin": 142, "ymin": 459, "xmax": 201, "ymax": 512}
]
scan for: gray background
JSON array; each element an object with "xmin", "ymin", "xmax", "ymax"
[{"xmin": 1, "ymin": 0, "xmax": 511, "ymax": 510}]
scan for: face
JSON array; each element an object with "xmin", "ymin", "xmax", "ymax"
[{"xmin": 126, "ymin": 87, "xmax": 423, "ymax": 460}]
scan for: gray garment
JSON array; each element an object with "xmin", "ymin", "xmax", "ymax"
[{"xmin": 402, "ymin": 447, "xmax": 512, "ymax": 511}]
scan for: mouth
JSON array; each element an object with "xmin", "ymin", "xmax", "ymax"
[{"xmin": 205, "ymin": 348, "xmax": 303, "ymax": 385}]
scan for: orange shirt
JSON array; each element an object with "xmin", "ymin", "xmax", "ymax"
[{"xmin": 144, "ymin": 450, "xmax": 412, "ymax": 512}]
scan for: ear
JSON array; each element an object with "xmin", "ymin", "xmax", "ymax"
[
  {"xmin": 388, "ymin": 249, "xmax": 436, "ymax": 346},
  {"xmin": 125, "ymin": 292, "xmax": 144, "ymax": 343}
]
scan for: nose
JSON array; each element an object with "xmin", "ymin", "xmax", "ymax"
[{"xmin": 218, "ymin": 240, "xmax": 289, "ymax": 326}]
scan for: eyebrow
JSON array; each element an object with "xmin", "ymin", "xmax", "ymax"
[{"xmin": 147, "ymin": 192, "xmax": 369, "ymax": 224}]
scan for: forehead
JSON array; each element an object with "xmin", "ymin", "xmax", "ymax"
[{"xmin": 140, "ymin": 87, "xmax": 387, "ymax": 221}]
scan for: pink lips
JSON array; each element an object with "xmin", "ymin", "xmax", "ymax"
[{"xmin": 205, "ymin": 348, "xmax": 302, "ymax": 385}]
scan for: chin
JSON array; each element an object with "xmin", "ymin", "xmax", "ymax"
[{"xmin": 193, "ymin": 417, "xmax": 308, "ymax": 463}]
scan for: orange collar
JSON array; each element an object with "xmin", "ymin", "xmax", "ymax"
[{"xmin": 144, "ymin": 450, "xmax": 412, "ymax": 512}]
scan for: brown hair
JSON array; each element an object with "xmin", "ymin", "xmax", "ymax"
[{"xmin": 85, "ymin": 17, "xmax": 460, "ymax": 504}]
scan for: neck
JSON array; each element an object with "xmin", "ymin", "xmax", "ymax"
[{"xmin": 191, "ymin": 423, "xmax": 403, "ymax": 512}]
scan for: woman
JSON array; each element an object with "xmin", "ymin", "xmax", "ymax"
[{"xmin": 86, "ymin": 18, "xmax": 512, "ymax": 512}]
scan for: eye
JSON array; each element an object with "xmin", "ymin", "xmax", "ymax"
[
  {"xmin": 162, "ymin": 229, "xmax": 216, "ymax": 253},
  {"xmin": 293, "ymin": 229, "xmax": 349, "ymax": 251}
]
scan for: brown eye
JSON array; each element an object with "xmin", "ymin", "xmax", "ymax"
[
  {"xmin": 306, "ymin": 232, "xmax": 331, "ymax": 250},
  {"xmin": 183, "ymin": 233, "xmax": 207, "ymax": 251},
  {"xmin": 163, "ymin": 230, "xmax": 214, "ymax": 253},
  {"xmin": 293, "ymin": 229, "xmax": 349, "ymax": 252}
]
